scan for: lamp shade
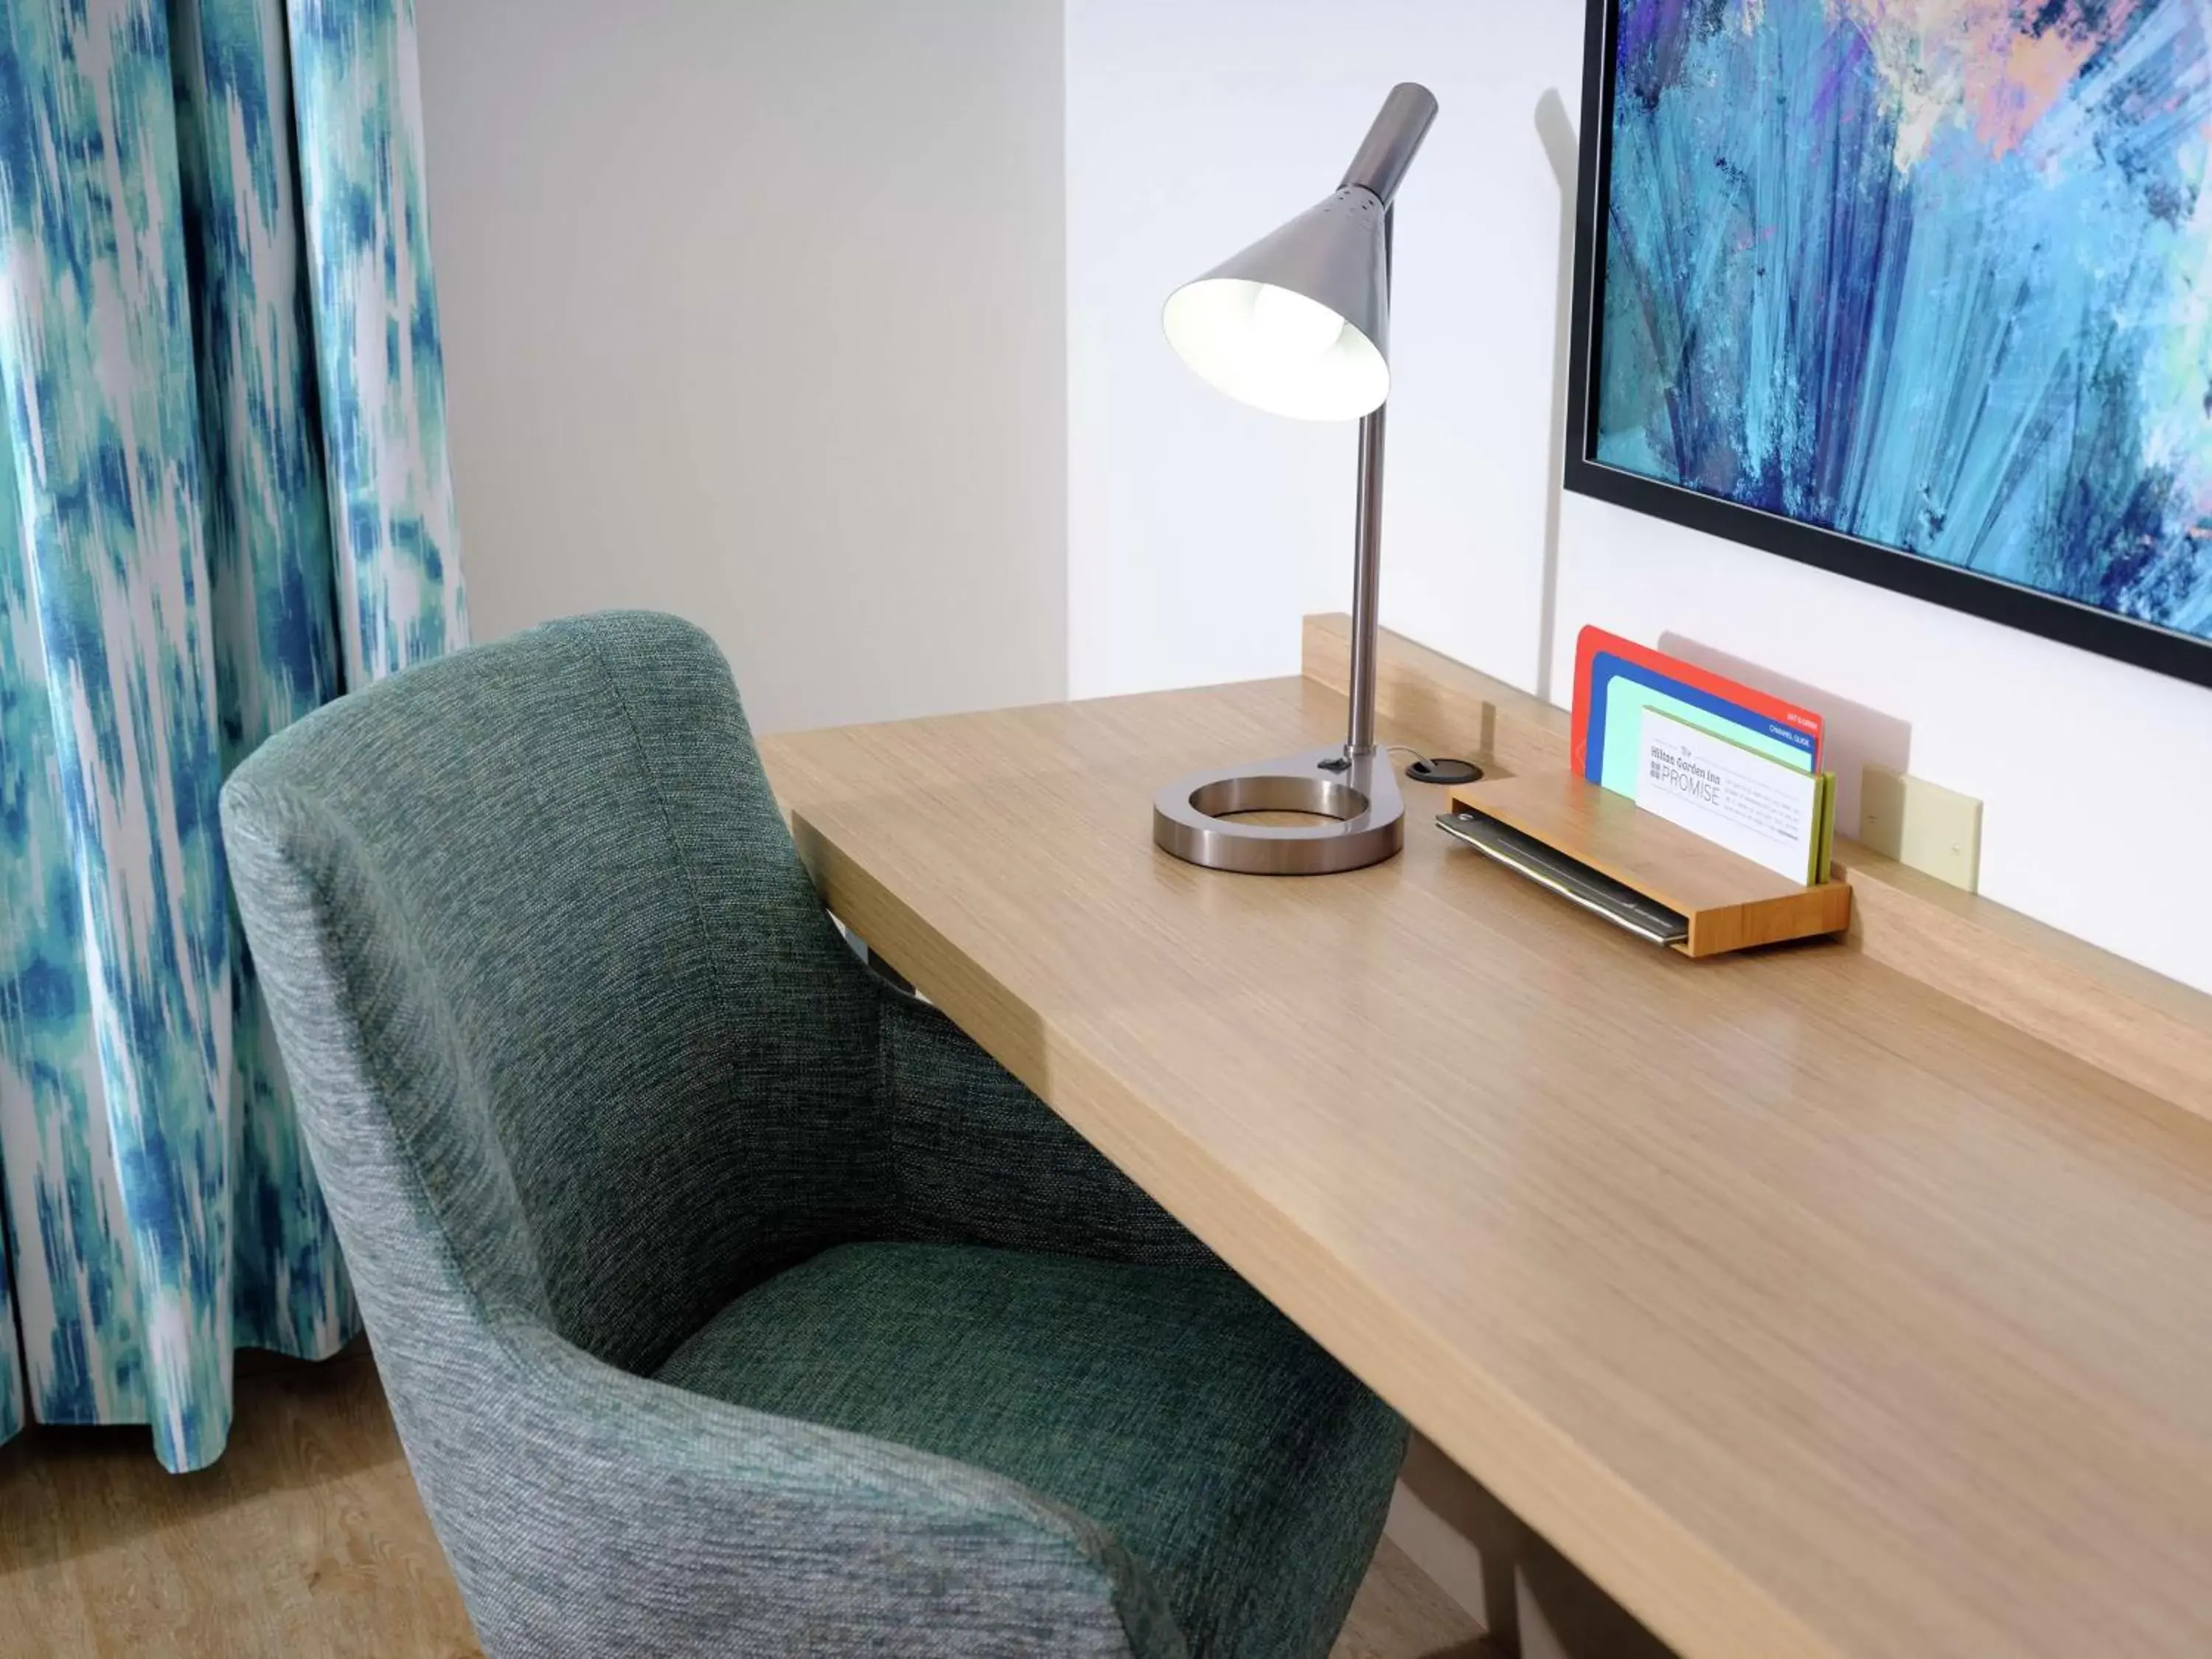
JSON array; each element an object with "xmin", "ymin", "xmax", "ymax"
[{"xmin": 1161, "ymin": 185, "xmax": 1390, "ymax": 422}]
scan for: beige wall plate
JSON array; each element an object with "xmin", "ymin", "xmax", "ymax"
[{"xmin": 1859, "ymin": 763, "xmax": 1983, "ymax": 893}]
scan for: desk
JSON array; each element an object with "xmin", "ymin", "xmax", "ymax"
[{"xmin": 759, "ymin": 632, "xmax": 2212, "ymax": 1659}]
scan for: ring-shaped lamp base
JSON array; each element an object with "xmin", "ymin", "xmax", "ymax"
[{"xmin": 1152, "ymin": 746, "xmax": 1405, "ymax": 875}]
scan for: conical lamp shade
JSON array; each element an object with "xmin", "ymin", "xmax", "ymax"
[{"xmin": 1161, "ymin": 185, "xmax": 1390, "ymax": 422}]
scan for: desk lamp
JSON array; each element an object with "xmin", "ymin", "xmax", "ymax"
[{"xmin": 1152, "ymin": 82, "xmax": 1464, "ymax": 875}]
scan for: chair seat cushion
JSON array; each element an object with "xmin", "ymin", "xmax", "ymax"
[{"xmin": 653, "ymin": 1242, "xmax": 1406, "ymax": 1659}]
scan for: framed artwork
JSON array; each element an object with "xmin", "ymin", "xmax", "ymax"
[{"xmin": 1564, "ymin": 0, "xmax": 2212, "ymax": 690}]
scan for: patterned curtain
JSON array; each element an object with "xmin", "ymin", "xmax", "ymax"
[{"xmin": 0, "ymin": 0, "xmax": 464, "ymax": 1472}]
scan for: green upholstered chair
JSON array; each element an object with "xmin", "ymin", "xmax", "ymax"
[{"xmin": 220, "ymin": 611, "xmax": 1406, "ymax": 1659}]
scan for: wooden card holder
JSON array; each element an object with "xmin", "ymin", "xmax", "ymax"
[{"xmin": 1446, "ymin": 771, "xmax": 1852, "ymax": 958}]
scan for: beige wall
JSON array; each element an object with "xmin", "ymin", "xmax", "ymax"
[{"xmin": 418, "ymin": 0, "xmax": 1068, "ymax": 734}]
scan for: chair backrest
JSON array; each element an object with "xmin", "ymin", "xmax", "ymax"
[{"xmin": 222, "ymin": 612, "xmax": 886, "ymax": 1376}]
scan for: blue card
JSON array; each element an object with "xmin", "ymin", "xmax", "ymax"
[{"xmin": 1586, "ymin": 651, "xmax": 1818, "ymax": 798}]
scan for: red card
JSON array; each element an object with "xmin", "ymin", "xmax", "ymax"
[{"xmin": 1571, "ymin": 627, "xmax": 1825, "ymax": 779}]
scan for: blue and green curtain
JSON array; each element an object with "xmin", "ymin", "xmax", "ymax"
[{"xmin": 0, "ymin": 0, "xmax": 463, "ymax": 1471}]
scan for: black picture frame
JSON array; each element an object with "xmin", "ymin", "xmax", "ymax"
[{"xmin": 1561, "ymin": 0, "xmax": 2212, "ymax": 693}]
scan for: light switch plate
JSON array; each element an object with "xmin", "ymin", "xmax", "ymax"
[{"xmin": 1857, "ymin": 764, "xmax": 1982, "ymax": 893}]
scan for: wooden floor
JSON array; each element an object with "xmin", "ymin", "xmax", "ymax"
[{"xmin": 0, "ymin": 1346, "xmax": 1486, "ymax": 1658}]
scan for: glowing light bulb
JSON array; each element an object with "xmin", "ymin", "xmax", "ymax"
[{"xmin": 1248, "ymin": 285, "xmax": 1345, "ymax": 360}]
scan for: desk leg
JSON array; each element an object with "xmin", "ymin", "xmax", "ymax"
[
  {"xmin": 1388, "ymin": 1435, "xmax": 1523, "ymax": 1655},
  {"xmin": 1517, "ymin": 1533, "xmax": 1677, "ymax": 1659},
  {"xmin": 1390, "ymin": 1433, "xmax": 1678, "ymax": 1659}
]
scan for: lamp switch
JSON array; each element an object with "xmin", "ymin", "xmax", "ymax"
[{"xmin": 1857, "ymin": 764, "xmax": 1981, "ymax": 893}]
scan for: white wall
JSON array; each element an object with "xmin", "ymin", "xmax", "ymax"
[
  {"xmin": 1066, "ymin": 0, "xmax": 2212, "ymax": 993},
  {"xmin": 419, "ymin": 0, "xmax": 1067, "ymax": 734}
]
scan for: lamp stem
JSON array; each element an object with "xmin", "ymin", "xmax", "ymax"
[
  {"xmin": 1345, "ymin": 204, "xmax": 1394, "ymax": 760},
  {"xmin": 1346, "ymin": 406, "xmax": 1385, "ymax": 758}
]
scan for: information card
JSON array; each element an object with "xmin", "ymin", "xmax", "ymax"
[{"xmin": 1636, "ymin": 707, "xmax": 1822, "ymax": 884}]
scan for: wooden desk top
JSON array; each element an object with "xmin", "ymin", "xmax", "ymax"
[{"xmin": 760, "ymin": 671, "xmax": 2212, "ymax": 1659}]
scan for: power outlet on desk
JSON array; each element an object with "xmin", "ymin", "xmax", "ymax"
[{"xmin": 1858, "ymin": 764, "xmax": 1983, "ymax": 893}]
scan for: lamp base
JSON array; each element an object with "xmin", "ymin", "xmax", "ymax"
[{"xmin": 1152, "ymin": 745, "xmax": 1405, "ymax": 874}]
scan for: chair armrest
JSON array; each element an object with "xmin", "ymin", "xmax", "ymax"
[
  {"xmin": 875, "ymin": 990, "xmax": 1216, "ymax": 1269},
  {"xmin": 398, "ymin": 1323, "xmax": 1186, "ymax": 1659}
]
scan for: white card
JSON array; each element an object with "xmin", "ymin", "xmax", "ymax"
[{"xmin": 1636, "ymin": 707, "xmax": 1820, "ymax": 883}]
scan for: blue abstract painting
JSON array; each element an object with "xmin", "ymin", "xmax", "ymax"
[{"xmin": 1596, "ymin": 0, "xmax": 2212, "ymax": 645}]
